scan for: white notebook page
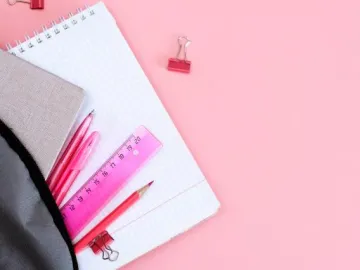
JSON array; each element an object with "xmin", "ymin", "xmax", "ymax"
[{"xmin": 9, "ymin": 2, "xmax": 219, "ymax": 269}]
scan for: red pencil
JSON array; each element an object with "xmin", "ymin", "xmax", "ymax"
[{"xmin": 74, "ymin": 181, "xmax": 154, "ymax": 254}]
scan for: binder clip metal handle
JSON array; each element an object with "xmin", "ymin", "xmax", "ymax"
[
  {"xmin": 176, "ymin": 36, "xmax": 191, "ymax": 61},
  {"xmin": 7, "ymin": 0, "xmax": 44, "ymax": 9},
  {"xmin": 168, "ymin": 36, "xmax": 192, "ymax": 73}
]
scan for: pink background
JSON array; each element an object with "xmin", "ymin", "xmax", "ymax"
[{"xmin": 1, "ymin": 0, "xmax": 360, "ymax": 269}]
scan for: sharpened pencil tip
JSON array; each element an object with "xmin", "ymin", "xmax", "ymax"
[
  {"xmin": 138, "ymin": 181, "xmax": 154, "ymax": 196},
  {"xmin": 90, "ymin": 109, "xmax": 95, "ymax": 115}
]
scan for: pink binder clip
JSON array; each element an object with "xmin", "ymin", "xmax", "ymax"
[
  {"xmin": 7, "ymin": 0, "xmax": 44, "ymax": 9},
  {"xmin": 168, "ymin": 36, "xmax": 192, "ymax": 73}
]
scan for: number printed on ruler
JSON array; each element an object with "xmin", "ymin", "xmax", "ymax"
[{"xmin": 61, "ymin": 126, "xmax": 163, "ymax": 239}]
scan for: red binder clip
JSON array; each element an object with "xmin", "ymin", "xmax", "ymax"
[
  {"xmin": 168, "ymin": 36, "xmax": 192, "ymax": 73},
  {"xmin": 89, "ymin": 231, "xmax": 119, "ymax": 261},
  {"xmin": 7, "ymin": 0, "xmax": 44, "ymax": 9}
]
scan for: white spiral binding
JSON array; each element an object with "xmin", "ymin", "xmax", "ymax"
[{"xmin": 5, "ymin": 5, "xmax": 95, "ymax": 56}]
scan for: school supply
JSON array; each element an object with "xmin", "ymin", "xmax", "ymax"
[
  {"xmin": 61, "ymin": 126, "xmax": 162, "ymax": 239},
  {"xmin": 0, "ymin": 50, "xmax": 84, "ymax": 178},
  {"xmin": 48, "ymin": 110, "xmax": 95, "ymax": 191},
  {"xmin": 168, "ymin": 36, "xmax": 192, "ymax": 73},
  {"xmin": 74, "ymin": 181, "xmax": 154, "ymax": 258},
  {"xmin": 7, "ymin": 0, "xmax": 44, "ymax": 9},
  {"xmin": 53, "ymin": 131, "xmax": 101, "ymax": 206},
  {"xmin": 7, "ymin": 2, "xmax": 220, "ymax": 269}
]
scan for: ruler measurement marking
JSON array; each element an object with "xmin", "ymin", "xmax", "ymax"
[{"xmin": 60, "ymin": 126, "xmax": 162, "ymax": 239}]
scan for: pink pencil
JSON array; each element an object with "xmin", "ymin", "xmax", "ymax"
[
  {"xmin": 53, "ymin": 131, "xmax": 100, "ymax": 206},
  {"xmin": 47, "ymin": 110, "xmax": 95, "ymax": 192}
]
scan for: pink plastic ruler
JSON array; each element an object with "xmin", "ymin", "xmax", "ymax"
[{"xmin": 60, "ymin": 126, "xmax": 162, "ymax": 239}]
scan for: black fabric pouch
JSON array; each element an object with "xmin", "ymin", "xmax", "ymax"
[{"xmin": 0, "ymin": 120, "xmax": 78, "ymax": 270}]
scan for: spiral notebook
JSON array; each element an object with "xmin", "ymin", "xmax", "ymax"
[{"xmin": 6, "ymin": 2, "xmax": 220, "ymax": 269}]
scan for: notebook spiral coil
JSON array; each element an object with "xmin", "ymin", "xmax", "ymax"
[{"xmin": 6, "ymin": 5, "xmax": 95, "ymax": 56}]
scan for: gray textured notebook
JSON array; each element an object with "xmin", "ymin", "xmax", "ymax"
[{"xmin": 0, "ymin": 50, "xmax": 84, "ymax": 177}]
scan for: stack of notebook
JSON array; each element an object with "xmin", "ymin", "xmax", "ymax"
[{"xmin": 1, "ymin": 2, "xmax": 220, "ymax": 269}]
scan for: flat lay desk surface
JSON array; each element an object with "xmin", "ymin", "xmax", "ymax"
[{"xmin": 1, "ymin": 1, "xmax": 360, "ymax": 270}]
